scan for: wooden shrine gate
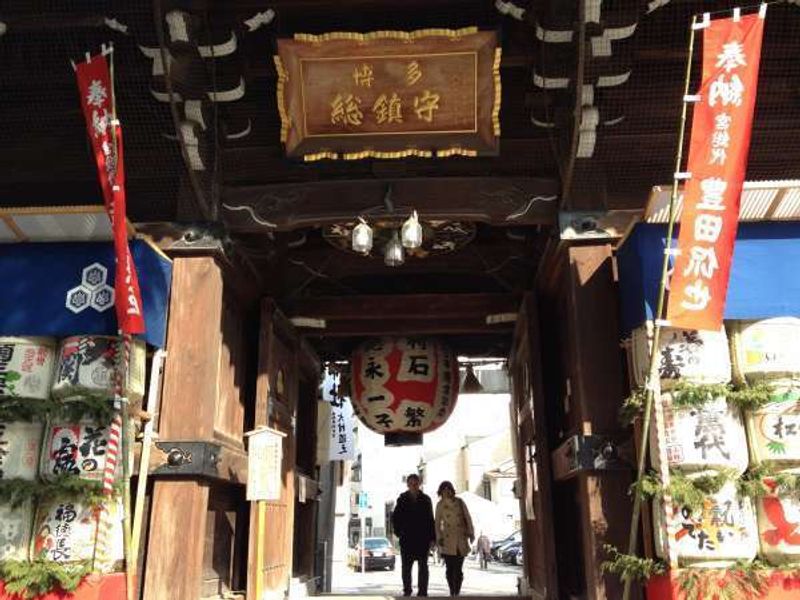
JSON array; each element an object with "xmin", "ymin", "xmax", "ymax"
[{"xmin": 138, "ymin": 253, "xmax": 320, "ymax": 600}]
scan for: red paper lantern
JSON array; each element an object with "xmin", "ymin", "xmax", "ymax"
[{"xmin": 351, "ymin": 337, "xmax": 458, "ymax": 445}]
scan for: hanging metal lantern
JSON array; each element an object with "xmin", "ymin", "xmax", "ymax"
[{"xmin": 351, "ymin": 337, "xmax": 458, "ymax": 446}]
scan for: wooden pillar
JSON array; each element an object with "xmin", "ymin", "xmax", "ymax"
[
  {"xmin": 538, "ymin": 243, "xmax": 639, "ymax": 600},
  {"xmin": 143, "ymin": 257, "xmax": 223, "ymax": 599},
  {"xmin": 247, "ymin": 301, "xmax": 299, "ymax": 600},
  {"xmin": 511, "ymin": 294, "xmax": 559, "ymax": 600},
  {"xmin": 563, "ymin": 245, "xmax": 638, "ymax": 600}
]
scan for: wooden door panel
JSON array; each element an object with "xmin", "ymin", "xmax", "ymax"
[
  {"xmin": 511, "ymin": 293, "xmax": 558, "ymax": 600},
  {"xmin": 248, "ymin": 301, "xmax": 299, "ymax": 599},
  {"xmin": 215, "ymin": 292, "xmax": 247, "ymax": 447}
]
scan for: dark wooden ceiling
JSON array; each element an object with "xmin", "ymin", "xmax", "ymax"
[{"xmin": 2, "ymin": 1, "xmax": 800, "ymax": 355}]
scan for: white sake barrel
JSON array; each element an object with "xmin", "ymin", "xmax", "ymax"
[
  {"xmin": 31, "ymin": 498, "xmax": 123, "ymax": 570},
  {"xmin": 653, "ymin": 480, "xmax": 758, "ymax": 567},
  {"xmin": 0, "ymin": 337, "xmax": 56, "ymax": 401},
  {"xmin": 0, "ymin": 420, "xmax": 43, "ymax": 481},
  {"xmin": 744, "ymin": 383, "xmax": 800, "ymax": 470},
  {"xmin": 39, "ymin": 419, "xmax": 121, "ymax": 482},
  {"xmin": 0, "ymin": 501, "xmax": 34, "ymax": 561},
  {"xmin": 630, "ymin": 324, "xmax": 731, "ymax": 391},
  {"xmin": 51, "ymin": 336, "xmax": 146, "ymax": 402},
  {"xmin": 755, "ymin": 478, "xmax": 800, "ymax": 565},
  {"xmin": 730, "ymin": 318, "xmax": 800, "ymax": 384},
  {"xmin": 650, "ymin": 393, "xmax": 749, "ymax": 476}
]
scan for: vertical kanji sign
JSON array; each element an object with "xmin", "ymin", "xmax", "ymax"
[
  {"xmin": 666, "ymin": 12, "xmax": 765, "ymax": 331},
  {"xmin": 75, "ymin": 53, "xmax": 145, "ymax": 334}
]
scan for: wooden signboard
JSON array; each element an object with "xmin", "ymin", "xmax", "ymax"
[
  {"xmin": 274, "ymin": 28, "xmax": 501, "ymax": 160},
  {"xmin": 245, "ymin": 426, "xmax": 287, "ymax": 501}
]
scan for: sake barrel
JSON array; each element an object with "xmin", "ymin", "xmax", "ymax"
[
  {"xmin": 0, "ymin": 420, "xmax": 43, "ymax": 481},
  {"xmin": 39, "ymin": 419, "xmax": 121, "ymax": 482},
  {"xmin": 653, "ymin": 480, "xmax": 758, "ymax": 567},
  {"xmin": 0, "ymin": 337, "xmax": 56, "ymax": 401},
  {"xmin": 31, "ymin": 498, "xmax": 123, "ymax": 570},
  {"xmin": 649, "ymin": 393, "xmax": 749, "ymax": 476},
  {"xmin": 730, "ymin": 318, "xmax": 800, "ymax": 384},
  {"xmin": 630, "ymin": 324, "xmax": 731, "ymax": 391},
  {"xmin": 0, "ymin": 501, "xmax": 34, "ymax": 561},
  {"xmin": 744, "ymin": 383, "xmax": 800, "ymax": 470},
  {"xmin": 756, "ymin": 478, "xmax": 800, "ymax": 565},
  {"xmin": 51, "ymin": 336, "xmax": 146, "ymax": 402}
]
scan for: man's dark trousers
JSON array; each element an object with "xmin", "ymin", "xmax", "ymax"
[{"xmin": 401, "ymin": 550, "xmax": 429, "ymax": 596}]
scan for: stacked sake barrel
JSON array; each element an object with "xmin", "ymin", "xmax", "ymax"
[
  {"xmin": 0, "ymin": 335, "xmax": 144, "ymax": 572},
  {"xmin": 626, "ymin": 323, "xmax": 759, "ymax": 566},
  {"xmin": 732, "ymin": 317, "xmax": 800, "ymax": 566},
  {"xmin": 0, "ymin": 338, "xmax": 53, "ymax": 564}
]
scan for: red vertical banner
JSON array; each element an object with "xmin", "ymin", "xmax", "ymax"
[
  {"xmin": 75, "ymin": 53, "xmax": 146, "ymax": 334},
  {"xmin": 666, "ymin": 12, "xmax": 765, "ymax": 331}
]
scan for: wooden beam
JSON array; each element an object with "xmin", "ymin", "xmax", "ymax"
[
  {"xmin": 295, "ymin": 317, "xmax": 514, "ymax": 337},
  {"xmin": 287, "ymin": 293, "xmax": 518, "ymax": 321},
  {"xmin": 222, "ymin": 177, "xmax": 559, "ymax": 231}
]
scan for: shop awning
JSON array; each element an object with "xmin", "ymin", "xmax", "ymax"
[
  {"xmin": 617, "ymin": 222, "xmax": 800, "ymax": 336},
  {"xmin": 0, "ymin": 240, "xmax": 172, "ymax": 347}
]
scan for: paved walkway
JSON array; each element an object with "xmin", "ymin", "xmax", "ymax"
[{"xmin": 330, "ymin": 555, "xmax": 520, "ymax": 596}]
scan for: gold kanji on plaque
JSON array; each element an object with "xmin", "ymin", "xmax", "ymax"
[
  {"xmin": 352, "ymin": 64, "xmax": 374, "ymax": 88},
  {"xmin": 372, "ymin": 93, "xmax": 403, "ymax": 124},
  {"xmin": 406, "ymin": 61, "xmax": 423, "ymax": 86},
  {"xmin": 413, "ymin": 90, "xmax": 440, "ymax": 123},
  {"xmin": 331, "ymin": 94, "xmax": 364, "ymax": 127}
]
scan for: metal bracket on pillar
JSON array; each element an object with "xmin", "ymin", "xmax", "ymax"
[
  {"xmin": 551, "ymin": 434, "xmax": 631, "ymax": 481},
  {"xmin": 139, "ymin": 440, "xmax": 248, "ymax": 484},
  {"xmin": 559, "ymin": 210, "xmax": 642, "ymax": 240}
]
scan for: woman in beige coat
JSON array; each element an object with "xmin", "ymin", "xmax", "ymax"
[{"xmin": 435, "ymin": 481, "xmax": 474, "ymax": 595}]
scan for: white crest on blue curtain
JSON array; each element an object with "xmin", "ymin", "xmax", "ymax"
[{"xmin": 65, "ymin": 262, "xmax": 115, "ymax": 314}]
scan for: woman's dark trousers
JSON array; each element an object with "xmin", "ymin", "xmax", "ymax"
[{"xmin": 442, "ymin": 554, "xmax": 465, "ymax": 595}]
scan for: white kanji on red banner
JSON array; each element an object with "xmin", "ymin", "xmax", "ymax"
[
  {"xmin": 75, "ymin": 54, "xmax": 145, "ymax": 335},
  {"xmin": 666, "ymin": 12, "xmax": 766, "ymax": 330}
]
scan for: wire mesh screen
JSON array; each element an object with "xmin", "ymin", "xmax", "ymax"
[
  {"xmin": 0, "ymin": 1, "xmax": 231, "ymax": 221},
  {"xmin": 594, "ymin": 0, "xmax": 800, "ymax": 206}
]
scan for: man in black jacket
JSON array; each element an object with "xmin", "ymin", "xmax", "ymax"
[{"xmin": 391, "ymin": 474, "xmax": 436, "ymax": 597}]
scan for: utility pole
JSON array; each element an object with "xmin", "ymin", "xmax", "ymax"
[{"xmin": 359, "ymin": 491, "xmax": 369, "ymax": 573}]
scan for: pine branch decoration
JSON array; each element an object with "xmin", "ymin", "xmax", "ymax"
[
  {"xmin": 601, "ymin": 544, "xmax": 666, "ymax": 582},
  {"xmin": 0, "ymin": 560, "xmax": 91, "ymax": 599}
]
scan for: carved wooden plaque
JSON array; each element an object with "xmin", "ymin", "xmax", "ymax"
[{"xmin": 274, "ymin": 28, "xmax": 500, "ymax": 160}]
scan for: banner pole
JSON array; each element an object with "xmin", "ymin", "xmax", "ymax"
[
  {"xmin": 107, "ymin": 48, "xmax": 136, "ymax": 600},
  {"xmin": 255, "ymin": 500, "xmax": 266, "ymax": 600},
  {"xmin": 120, "ymin": 334, "xmax": 135, "ymax": 600},
  {"xmin": 621, "ymin": 15, "xmax": 698, "ymax": 600},
  {"xmin": 131, "ymin": 350, "xmax": 164, "ymax": 592}
]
